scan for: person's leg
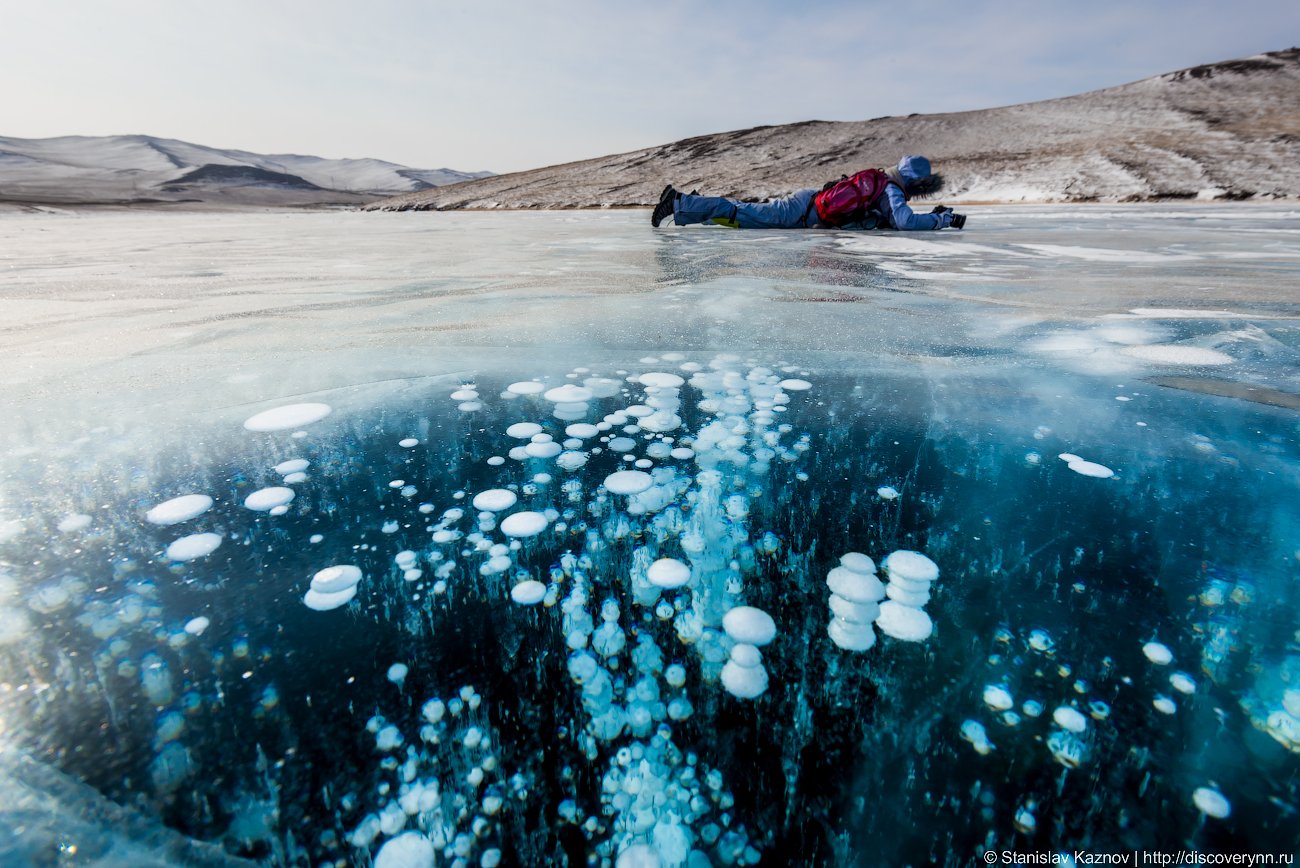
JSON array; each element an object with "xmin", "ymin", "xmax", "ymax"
[
  {"xmin": 672, "ymin": 193, "xmax": 744, "ymax": 226},
  {"xmin": 731, "ymin": 189, "xmax": 818, "ymax": 229}
]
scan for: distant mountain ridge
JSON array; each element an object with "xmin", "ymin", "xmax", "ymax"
[
  {"xmin": 371, "ymin": 47, "xmax": 1300, "ymax": 211},
  {"xmin": 0, "ymin": 134, "xmax": 493, "ymax": 207}
]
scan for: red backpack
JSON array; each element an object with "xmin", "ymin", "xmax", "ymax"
[{"xmin": 813, "ymin": 169, "xmax": 897, "ymax": 227}]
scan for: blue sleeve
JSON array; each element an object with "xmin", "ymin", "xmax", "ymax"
[{"xmin": 884, "ymin": 185, "xmax": 942, "ymax": 230}]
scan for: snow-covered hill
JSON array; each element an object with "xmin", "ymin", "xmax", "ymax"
[
  {"xmin": 371, "ymin": 48, "xmax": 1300, "ymax": 211},
  {"xmin": 0, "ymin": 134, "xmax": 492, "ymax": 207}
]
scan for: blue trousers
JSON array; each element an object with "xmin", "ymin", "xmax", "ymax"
[{"xmin": 673, "ymin": 188, "xmax": 819, "ymax": 229}]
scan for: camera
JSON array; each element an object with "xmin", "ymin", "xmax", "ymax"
[{"xmin": 931, "ymin": 205, "xmax": 967, "ymax": 229}]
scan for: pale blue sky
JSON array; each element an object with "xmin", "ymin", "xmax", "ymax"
[{"xmin": 3, "ymin": 0, "xmax": 1297, "ymax": 173}]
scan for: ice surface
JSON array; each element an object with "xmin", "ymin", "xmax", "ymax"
[{"xmin": 0, "ymin": 207, "xmax": 1297, "ymax": 865}]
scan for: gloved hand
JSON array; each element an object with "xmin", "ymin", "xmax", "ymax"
[{"xmin": 935, "ymin": 209, "xmax": 955, "ymax": 229}]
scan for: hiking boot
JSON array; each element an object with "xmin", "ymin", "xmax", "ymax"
[{"xmin": 651, "ymin": 184, "xmax": 677, "ymax": 227}]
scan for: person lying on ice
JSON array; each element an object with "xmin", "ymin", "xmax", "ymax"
[{"xmin": 650, "ymin": 155, "xmax": 965, "ymax": 231}]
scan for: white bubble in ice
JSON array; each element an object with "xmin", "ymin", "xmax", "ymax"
[
  {"xmin": 374, "ymin": 831, "xmax": 435, "ymax": 868},
  {"xmin": 311, "ymin": 565, "xmax": 363, "ymax": 593},
  {"xmin": 983, "ymin": 685, "xmax": 1014, "ymax": 711},
  {"xmin": 303, "ymin": 585, "xmax": 357, "ymax": 611},
  {"xmin": 1170, "ymin": 672, "xmax": 1197, "ymax": 694},
  {"xmin": 556, "ymin": 451, "xmax": 588, "ymax": 471},
  {"xmin": 500, "ymin": 511, "xmax": 547, "ymax": 538},
  {"xmin": 166, "ymin": 533, "xmax": 223, "ymax": 562},
  {"xmin": 244, "ymin": 487, "xmax": 295, "ymax": 512},
  {"xmin": 544, "ymin": 384, "xmax": 593, "ymax": 403},
  {"xmin": 884, "ymin": 582, "xmax": 930, "ymax": 608},
  {"xmin": 1053, "ymin": 706, "xmax": 1089, "ymax": 733},
  {"xmin": 525, "ymin": 441, "xmax": 562, "ymax": 459},
  {"xmin": 510, "ymin": 580, "xmax": 547, "ymax": 605},
  {"xmin": 274, "ymin": 459, "xmax": 309, "ymax": 475},
  {"xmin": 507, "ymin": 381, "xmax": 545, "ymax": 395},
  {"xmin": 57, "ymin": 513, "xmax": 92, "ymax": 532},
  {"xmin": 1068, "ymin": 460, "xmax": 1115, "ymax": 478},
  {"xmin": 828, "ymin": 617, "xmax": 877, "ymax": 651},
  {"xmin": 146, "ymin": 495, "xmax": 214, "ymax": 526},
  {"xmin": 875, "ymin": 600, "xmax": 933, "ymax": 642},
  {"xmin": 604, "ymin": 470, "xmax": 653, "ymax": 495},
  {"xmin": 877, "ymin": 486, "xmax": 899, "ymax": 500},
  {"xmin": 721, "ymin": 658, "xmax": 768, "ymax": 699},
  {"xmin": 838, "ymin": 552, "xmax": 877, "ymax": 575},
  {"xmin": 387, "ymin": 663, "xmax": 409, "ymax": 687},
  {"xmin": 565, "ymin": 423, "xmax": 599, "ymax": 439},
  {"xmin": 1142, "ymin": 641, "xmax": 1173, "ymax": 665},
  {"xmin": 639, "ymin": 372, "xmax": 685, "ymax": 388},
  {"xmin": 1192, "ymin": 787, "xmax": 1231, "ymax": 819},
  {"xmin": 647, "ymin": 558, "xmax": 691, "ymax": 589},
  {"xmin": 184, "ymin": 617, "xmax": 210, "ymax": 636},
  {"xmin": 608, "ymin": 436, "xmax": 638, "ymax": 452},
  {"xmin": 506, "ymin": 422, "xmax": 543, "ymax": 439},
  {"xmin": 282, "ymin": 472, "xmax": 308, "ymax": 485},
  {"xmin": 882, "ymin": 550, "xmax": 939, "ymax": 584},
  {"xmin": 779, "ymin": 379, "xmax": 812, "ymax": 391},
  {"xmin": 722, "ymin": 606, "xmax": 777, "ymax": 646},
  {"xmin": 243, "ymin": 403, "xmax": 332, "ymax": 432},
  {"xmin": 828, "ymin": 593, "xmax": 880, "ymax": 624},
  {"xmin": 399, "ymin": 438, "xmax": 419, "ymax": 448},
  {"xmin": 615, "ymin": 844, "xmax": 662, "ymax": 868},
  {"xmin": 960, "ymin": 720, "xmax": 993, "ymax": 755},
  {"xmin": 472, "ymin": 489, "xmax": 518, "ymax": 512},
  {"xmin": 826, "ymin": 567, "xmax": 885, "ymax": 603},
  {"xmin": 1153, "ymin": 695, "xmax": 1177, "ymax": 715}
]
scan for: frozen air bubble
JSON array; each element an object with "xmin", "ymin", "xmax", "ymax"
[
  {"xmin": 243, "ymin": 403, "xmax": 332, "ymax": 432},
  {"xmin": 720, "ymin": 658, "xmax": 768, "ymax": 699},
  {"xmin": 1052, "ymin": 706, "xmax": 1088, "ymax": 733},
  {"xmin": 604, "ymin": 470, "xmax": 653, "ymax": 495},
  {"xmin": 884, "ymin": 582, "xmax": 930, "ymax": 608},
  {"xmin": 839, "ymin": 552, "xmax": 876, "ymax": 575},
  {"xmin": 826, "ymin": 567, "xmax": 885, "ymax": 603},
  {"xmin": 566, "ymin": 423, "xmax": 599, "ymax": 439},
  {"xmin": 1142, "ymin": 641, "xmax": 1173, "ymax": 665},
  {"xmin": 647, "ymin": 558, "xmax": 691, "ymax": 589},
  {"xmin": 510, "ymin": 580, "xmax": 547, "ymax": 605},
  {"xmin": 399, "ymin": 438, "xmax": 418, "ymax": 448},
  {"xmin": 244, "ymin": 487, "xmax": 295, "ymax": 512},
  {"xmin": 500, "ymin": 511, "xmax": 547, "ymax": 538},
  {"xmin": 828, "ymin": 593, "xmax": 880, "ymax": 624},
  {"xmin": 877, "ymin": 486, "xmax": 899, "ymax": 500},
  {"xmin": 507, "ymin": 381, "xmax": 545, "ymax": 395},
  {"xmin": 1192, "ymin": 787, "xmax": 1231, "ymax": 819},
  {"xmin": 983, "ymin": 685, "xmax": 1014, "ymax": 712},
  {"xmin": 526, "ymin": 441, "xmax": 562, "ymax": 459},
  {"xmin": 882, "ymin": 550, "xmax": 939, "ymax": 584},
  {"xmin": 274, "ymin": 459, "xmax": 309, "ymax": 475},
  {"xmin": 1028, "ymin": 630, "xmax": 1055, "ymax": 653},
  {"xmin": 184, "ymin": 617, "xmax": 210, "ymax": 636},
  {"xmin": 875, "ymin": 600, "xmax": 933, "ymax": 642},
  {"xmin": 506, "ymin": 422, "xmax": 543, "ymax": 439},
  {"xmin": 146, "ymin": 495, "xmax": 214, "ymax": 526},
  {"xmin": 544, "ymin": 385, "xmax": 593, "ymax": 403},
  {"xmin": 373, "ymin": 831, "xmax": 434, "ymax": 868},
  {"xmin": 779, "ymin": 379, "xmax": 811, "ymax": 391},
  {"xmin": 283, "ymin": 472, "xmax": 307, "ymax": 485},
  {"xmin": 472, "ymin": 489, "xmax": 518, "ymax": 512},
  {"xmin": 387, "ymin": 663, "xmax": 409, "ymax": 688},
  {"xmin": 1170, "ymin": 672, "xmax": 1197, "ymax": 694},
  {"xmin": 639, "ymin": 372, "xmax": 685, "ymax": 388},
  {"xmin": 828, "ymin": 617, "xmax": 876, "ymax": 652},
  {"xmin": 1153, "ymin": 695, "xmax": 1177, "ymax": 715},
  {"xmin": 166, "ymin": 533, "xmax": 223, "ymax": 562},
  {"xmin": 312, "ymin": 565, "xmax": 363, "ymax": 592},
  {"xmin": 721, "ymin": 606, "xmax": 776, "ymax": 646},
  {"xmin": 303, "ymin": 585, "xmax": 357, "ymax": 611}
]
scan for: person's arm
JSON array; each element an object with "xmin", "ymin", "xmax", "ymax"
[{"xmin": 883, "ymin": 185, "xmax": 953, "ymax": 230}]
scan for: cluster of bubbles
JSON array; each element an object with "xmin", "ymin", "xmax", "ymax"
[{"xmin": 346, "ymin": 685, "xmax": 517, "ymax": 868}]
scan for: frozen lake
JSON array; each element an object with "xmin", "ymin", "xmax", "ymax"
[{"xmin": 0, "ymin": 206, "xmax": 1298, "ymax": 866}]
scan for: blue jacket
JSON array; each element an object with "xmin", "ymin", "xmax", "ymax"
[{"xmin": 838, "ymin": 155, "xmax": 946, "ymax": 230}]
